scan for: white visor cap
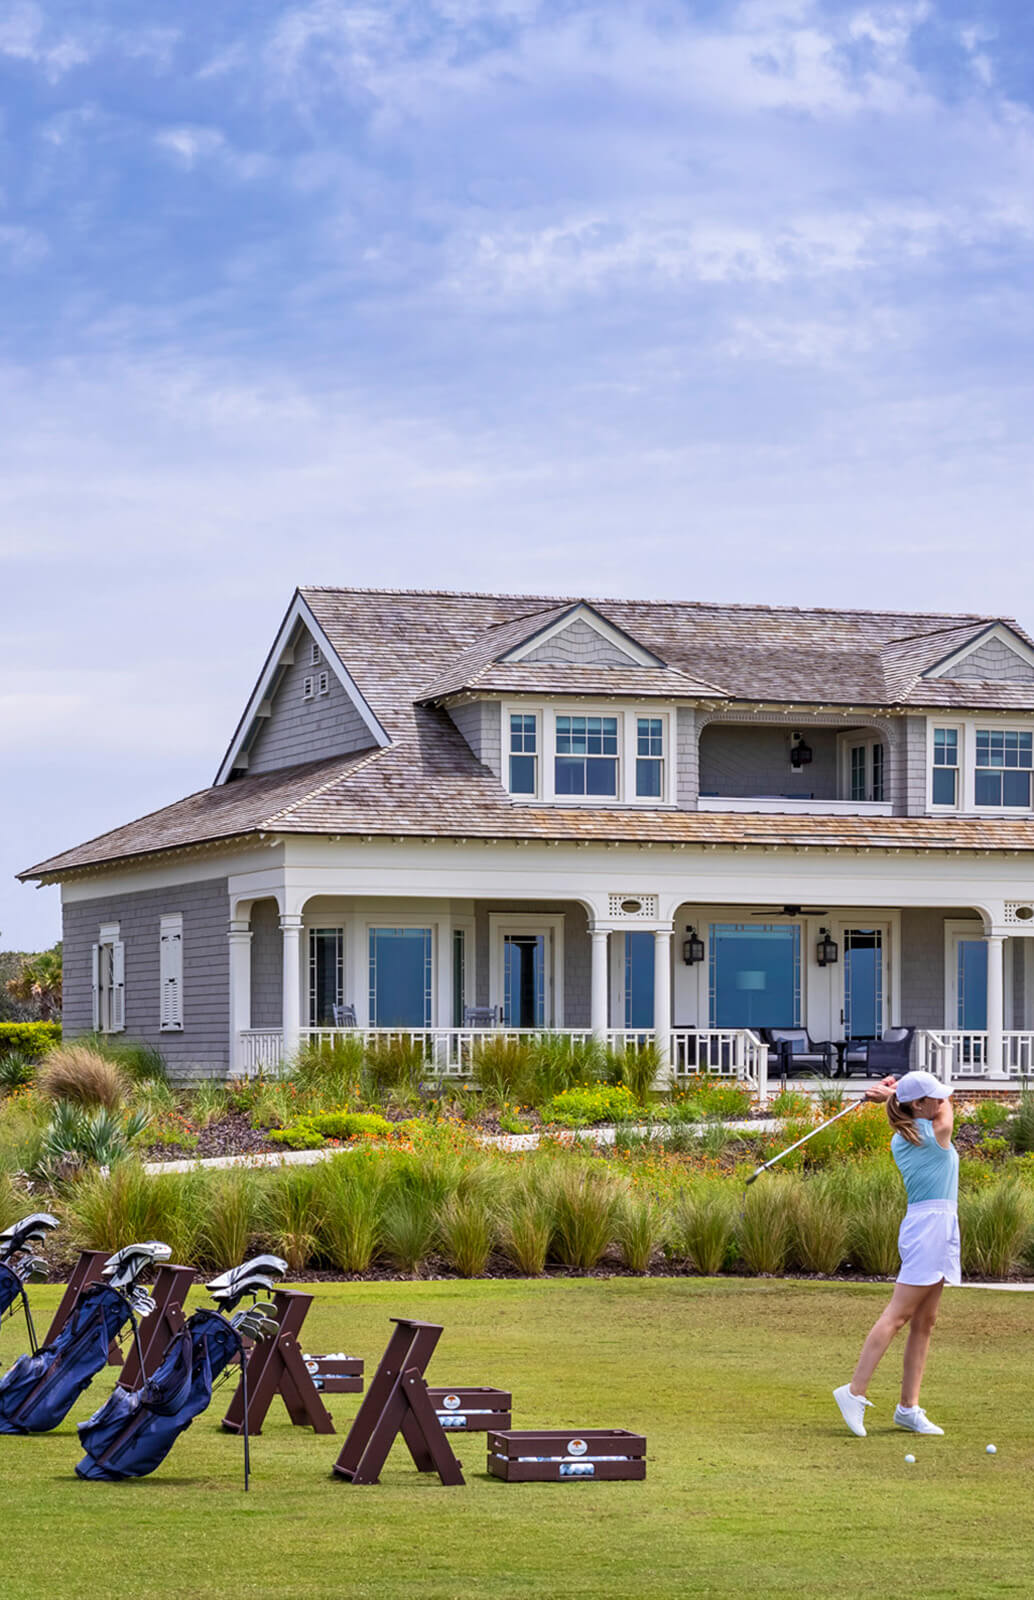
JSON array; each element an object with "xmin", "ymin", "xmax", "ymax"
[{"xmin": 894, "ymin": 1071, "xmax": 954, "ymax": 1104}]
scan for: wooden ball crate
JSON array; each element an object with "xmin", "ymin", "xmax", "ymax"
[
  {"xmin": 303, "ymin": 1355, "xmax": 365, "ymax": 1394},
  {"xmin": 427, "ymin": 1387, "xmax": 511, "ymax": 1431},
  {"xmin": 486, "ymin": 1429, "xmax": 646, "ymax": 1482}
]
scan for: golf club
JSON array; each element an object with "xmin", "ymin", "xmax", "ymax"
[{"xmin": 745, "ymin": 1099, "xmax": 863, "ymax": 1184}]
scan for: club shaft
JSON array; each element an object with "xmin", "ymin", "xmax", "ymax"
[{"xmin": 749, "ymin": 1100, "xmax": 862, "ymax": 1181}]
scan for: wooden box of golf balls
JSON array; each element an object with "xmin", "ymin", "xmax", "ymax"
[
  {"xmin": 486, "ymin": 1429, "xmax": 646, "ymax": 1482},
  {"xmin": 427, "ymin": 1387, "xmax": 512, "ymax": 1430},
  {"xmin": 302, "ymin": 1354, "xmax": 364, "ymax": 1393}
]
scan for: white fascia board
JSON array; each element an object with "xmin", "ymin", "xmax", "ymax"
[
  {"xmin": 924, "ymin": 622, "xmax": 1034, "ymax": 679},
  {"xmin": 214, "ymin": 592, "xmax": 390, "ymax": 784},
  {"xmin": 501, "ymin": 603, "xmax": 665, "ymax": 668}
]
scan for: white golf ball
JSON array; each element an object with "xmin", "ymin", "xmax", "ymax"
[
  {"xmin": 986, "ymin": 1444, "xmax": 997, "ymax": 1455},
  {"xmin": 904, "ymin": 1453, "xmax": 916, "ymax": 1464}
]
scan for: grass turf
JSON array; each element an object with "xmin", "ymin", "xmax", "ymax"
[{"xmin": 1, "ymin": 1278, "xmax": 1031, "ymax": 1599}]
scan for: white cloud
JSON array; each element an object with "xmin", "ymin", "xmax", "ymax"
[{"xmin": 154, "ymin": 126, "xmax": 270, "ymax": 180}]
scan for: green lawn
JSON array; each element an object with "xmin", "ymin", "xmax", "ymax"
[{"xmin": 2, "ymin": 1278, "xmax": 1031, "ymax": 1599}]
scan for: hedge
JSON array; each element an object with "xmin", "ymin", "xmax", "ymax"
[{"xmin": 0, "ymin": 1021, "xmax": 62, "ymax": 1059}]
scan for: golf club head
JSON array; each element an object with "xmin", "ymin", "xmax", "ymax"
[
  {"xmin": 231, "ymin": 1302, "xmax": 281, "ymax": 1340},
  {"xmin": 0, "ymin": 1213, "xmax": 60, "ymax": 1262},
  {"xmin": 205, "ymin": 1254, "xmax": 287, "ymax": 1311},
  {"xmin": 128, "ymin": 1288, "xmax": 157, "ymax": 1318},
  {"xmin": 15, "ymin": 1255, "xmax": 49, "ymax": 1284},
  {"xmin": 103, "ymin": 1240, "xmax": 172, "ymax": 1290}
]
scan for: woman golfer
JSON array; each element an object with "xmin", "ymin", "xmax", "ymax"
[{"xmin": 833, "ymin": 1069, "xmax": 959, "ymax": 1439}]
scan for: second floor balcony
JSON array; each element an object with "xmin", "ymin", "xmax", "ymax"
[{"xmin": 696, "ymin": 720, "xmax": 892, "ymax": 816}]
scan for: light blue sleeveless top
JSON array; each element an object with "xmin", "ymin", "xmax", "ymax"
[{"xmin": 891, "ymin": 1118, "xmax": 958, "ymax": 1206}]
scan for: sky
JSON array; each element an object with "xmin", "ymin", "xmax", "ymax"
[{"xmin": 2, "ymin": 0, "xmax": 1034, "ymax": 949}]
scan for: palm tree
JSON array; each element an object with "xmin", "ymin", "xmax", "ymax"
[{"xmin": 6, "ymin": 943, "xmax": 63, "ymax": 1020}]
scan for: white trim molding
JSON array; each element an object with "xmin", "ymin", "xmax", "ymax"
[
  {"xmin": 924, "ymin": 622, "xmax": 1034, "ymax": 680},
  {"xmin": 488, "ymin": 912, "xmax": 566, "ymax": 1027},
  {"xmin": 501, "ymin": 602, "xmax": 665, "ymax": 667}
]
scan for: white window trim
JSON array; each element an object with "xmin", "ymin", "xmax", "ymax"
[
  {"xmin": 502, "ymin": 603, "xmax": 663, "ymax": 667},
  {"xmin": 927, "ymin": 721, "xmax": 963, "ymax": 812},
  {"xmin": 317, "ymin": 671, "xmax": 329, "ymax": 697},
  {"xmin": 310, "ymin": 642, "xmax": 322, "ymax": 666},
  {"xmin": 306, "ymin": 923, "xmax": 345, "ymax": 1027},
  {"xmin": 837, "ymin": 733, "xmax": 885, "ymax": 804},
  {"xmin": 500, "ymin": 702, "xmax": 676, "ymax": 808},
  {"xmin": 364, "ymin": 918, "xmax": 438, "ymax": 1028},
  {"xmin": 927, "ymin": 716, "xmax": 1034, "ymax": 816},
  {"xmin": 970, "ymin": 720, "xmax": 1034, "ymax": 815},
  {"xmin": 302, "ymin": 675, "xmax": 315, "ymax": 701},
  {"xmin": 93, "ymin": 921, "xmax": 125, "ymax": 1034},
  {"xmin": 451, "ymin": 914, "xmax": 476, "ymax": 1025},
  {"xmin": 159, "ymin": 913, "xmax": 184, "ymax": 1032},
  {"xmin": 488, "ymin": 913, "xmax": 565, "ymax": 1027},
  {"xmin": 944, "ymin": 918, "xmax": 987, "ymax": 1030}
]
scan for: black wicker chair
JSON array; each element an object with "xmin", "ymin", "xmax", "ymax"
[
  {"xmin": 763, "ymin": 1027, "xmax": 838, "ymax": 1079},
  {"xmin": 841, "ymin": 1027, "xmax": 915, "ymax": 1078}
]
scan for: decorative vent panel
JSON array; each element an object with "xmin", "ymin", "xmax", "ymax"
[
  {"xmin": 1003, "ymin": 902, "xmax": 1034, "ymax": 926},
  {"xmin": 607, "ymin": 893, "xmax": 658, "ymax": 921}
]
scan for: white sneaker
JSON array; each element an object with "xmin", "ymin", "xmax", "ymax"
[
  {"xmin": 894, "ymin": 1405, "xmax": 944, "ymax": 1435},
  {"xmin": 833, "ymin": 1384, "xmax": 873, "ymax": 1437}
]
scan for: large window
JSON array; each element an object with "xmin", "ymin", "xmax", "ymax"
[
  {"xmin": 709, "ymin": 924, "xmax": 801, "ymax": 1029},
  {"xmin": 509, "ymin": 714, "xmax": 538, "ymax": 795},
  {"xmin": 309, "ymin": 928, "xmax": 343, "ymax": 1026},
  {"xmin": 956, "ymin": 939, "xmax": 988, "ymax": 1030},
  {"xmin": 635, "ymin": 718, "xmax": 664, "ymax": 798},
  {"xmin": 932, "ymin": 727, "xmax": 959, "ymax": 806},
  {"xmin": 975, "ymin": 729, "xmax": 1032, "ymax": 808},
  {"xmin": 555, "ymin": 715, "xmax": 619, "ymax": 797},
  {"xmin": 624, "ymin": 931, "xmax": 655, "ymax": 1028},
  {"xmin": 845, "ymin": 738, "xmax": 885, "ymax": 803},
  {"xmin": 368, "ymin": 928, "xmax": 432, "ymax": 1027}
]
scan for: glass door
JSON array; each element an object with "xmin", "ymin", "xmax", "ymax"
[
  {"xmin": 623, "ymin": 932, "xmax": 655, "ymax": 1029},
  {"xmin": 841, "ymin": 928, "xmax": 885, "ymax": 1040},
  {"xmin": 309, "ymin": 928, "xmax": 343, "ymax": 1025},
  {"xmin": 503, "ymin": 934, "xmax": 548, "ymax": 1027}
]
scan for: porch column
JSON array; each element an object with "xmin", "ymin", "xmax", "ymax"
[
  {"xmin": 590, "ymin": 929, "xmax": 609, "ymax": 1040},
  {"xmin": 986, "ymin": 934, "xmax": 1005, "ymax": 1077},
  {"xmin": 228, "ymin": 918, "xmax": 252, "ymax": 1073},
  {"xmin": 653, "ymin": 928, "xmax": 672, "ymax": 1068},
  {"xmin": 280, "ymin": 913, "xmax": 303, "ymax": 1062}
]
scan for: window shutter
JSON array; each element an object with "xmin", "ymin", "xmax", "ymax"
[
  {"xmin": 91, "ymin": 944, "xmax": 100, "ymax": 1030},
  {"xmin": 111, "ymin": 940, "xmax": 126, "ymax": 1033},
  {"xmin": 159, "ymin": 915, "xmax": 184, "ymax": 1031}
]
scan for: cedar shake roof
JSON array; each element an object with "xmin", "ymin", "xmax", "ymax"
[{"xmin": 20, "ymin": 586, "xmax": 1034, "ymax": 879}]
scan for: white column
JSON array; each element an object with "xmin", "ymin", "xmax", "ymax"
[
  {"xmin": 228, "ymin": 919, "xmax": 253, "ymax": 1073},
  {"xmin": 653, "ymin": 928, "xmax": 672, "ymax": 1068},
  {"xmin": 986, "ymin": 934, "xmax": 1005, "ymax": 1078},
  {"xmin": 590, "ymin": 929, "xmax": 609, "ymax": 1040},
  {"xmin": 280, "ymin": 913, "xmax": 303, "ymax": 1063}
]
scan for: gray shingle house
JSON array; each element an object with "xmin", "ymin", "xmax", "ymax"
[{"xmin": 20, "ymin": 587, "xmax": 1034, "ymax": 1091}]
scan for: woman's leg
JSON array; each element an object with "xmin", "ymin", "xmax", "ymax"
[
  {"xmin": 900, "ymin": 1280, "xmax": 945, "ymax": 1407},
  {"xmin": 849, "ymin": 1282, "xmax": 932, "ymax": 1396}
]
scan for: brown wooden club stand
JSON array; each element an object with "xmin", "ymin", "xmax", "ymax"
[
  {"xmin": 331, "ymin": 1318, "xmax": 465, "ymax": 1486},
  {"xmin": 119, "ymin": 1264, "xmax": 195, "ymax": 1389},
  {"xmin": 221, "ymin": 1288, "xmax": 335, "ymax": 1437},
  {"xmin": 43, "ymin": 1250, "xmax": 123, "ymax": 1366}
]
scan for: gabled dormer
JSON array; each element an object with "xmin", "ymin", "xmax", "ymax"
[
  {"xmin": 499, "ymin": 602, "xmax": 666, "ymax": 669},
  {"xmin": 923, "ymin": 623, "xmax": 1034, "ymax": 684}
]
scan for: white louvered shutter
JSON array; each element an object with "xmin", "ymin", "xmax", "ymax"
[
  {"xmin": 159, "ymin": 916, "xmax": 183, "ymax": 1031},
  {"xmin": 91, "ymin": 944, "xmax": 100, "ymax": 1030},
  {"xmin": 110, "ymin": 940, "xmax": 126, "ymax": 1033}
]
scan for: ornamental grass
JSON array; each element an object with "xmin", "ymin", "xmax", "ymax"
[{"xmin": 38, "ymin": 1045, "xmax": 129, "ymax": 1112}]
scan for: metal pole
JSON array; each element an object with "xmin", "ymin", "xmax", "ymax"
[{"xmin": 745, "ymin": 1100, "xmax": 863, "ymax": 1185}]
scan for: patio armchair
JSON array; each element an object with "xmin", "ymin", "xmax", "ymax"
[
  {"xmin": 762, "ymin": 1027, "xmax": 838, "ymax": 1079},
  {"xmin": 840, "ymin": 1027, "xmax": 915, "ymax": 1079},
  {"xmin": 330, "ymin": 1004, "xmax": 357, "ymax": 1027},
  {"xmin": 462, "ymin": 1006, "xmax": 498, "ymax": 1027}
]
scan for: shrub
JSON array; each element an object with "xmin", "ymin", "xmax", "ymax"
[
  {"xmin": 318, "ymin": 1152, "xmax": 386, "ymax": 1274},
  {"xmin": 677, "ymin": 1076, "xmax": 753, "ymax": 1120},
  {"xmin": 606, "ymin": 1043, "xmax": 662, "ymax": 1104},
  {"xmin": 615, "ymin": 1191, "xmax": 663, "ymax": 1273},
  {"xmin": 436, "ymin": 1192, "xmax": 496, "ymax": 1277},
  {"xmin": 529, "ymin": 1034, "xmax": 605, "ymax": 1102},
  {"xmin": 38, "ymin": 1045, "xmax": 129, "ymax": 1111},
  {"xmin": 550, "ymin": 1165, "xmax": 623, "ymax": 1270},
  {"xmin": 498, "ymin": 1174, "xmax": 552, "ymax": 1275},
  {"xmin": 791, "ymin": 1174, "xmax": 850, "ymax": 1274},
  {"xmin": 290, "ymin": 1035, "xmax": 366, "ymax": 1107},
  {"xmin": 471, "ymin": 1036, "xmax": 535, "ymax": 1104},
  {"xmin": 0, "ymin": 1022, "xmax": 61, "ymax": 1060},
  {"xmin": 66, "ymin": 1163, "xmax": 204, "ymax": 1263},
  {"xmin": 979, "ymin": 1137, "xmax": 1009, "ymax": 1161},
  {"xmin": 0, "ymin": 1051, "xmax": 37, "ymax": 1092},
  {"xmin": 363, "ymin": 1036, "xmax": 427, "ymax": 1101},
  {"xmin": 199, "ymin": 1168, "xmax": 260, "ymax": 1271},
  {"xmin": 541, "ymin": 1084, "xmax": 641, "ymax": 1128},
  {"xmin": 842, "ymin": 1160, "xmax": 905, "ymax": 1276},
  {"xmin": 737, "ymin": 1180, "xmax": 795, "ymax": 1275},
  {"xmin": 33, "ymin": 1102, "xmax": 150, "ymax": 1178},
  {"xmin": 86, "ymin": 1036, "xmax": 168, "ymax": 1084},
  {"xmin": 769, "ymin": 1089, "xmax": 812, "ymax": 1120},
  {"xmin": 191, "ymin": 1082, "xmax": 230, "ymax": 1128},
  {"xmin": 268, "ymin": 1111, "xmax": 396, "ymax": 1150},
  {"xmin": 380, "ymin": 1190, "xmax": 435, "ymax": 1275},
  {"xmin": 960, "ymin": 1181, "xmax": 1034, "ymax": 1279},
  {"xmin": 1008, "ymin": 1092, "xmax": 1034, "ymax": 1155},
  {"xmin": 667, "ymin": 1183, "xmax": 737, "ymax": 1275},
  {"xmin": 259, "ymin": 1163, "xmax": 326, "ymax": 1272},
  {"xmin": 974, "ymin": 1100, "xmax": 1011, "ymax": 1132}
]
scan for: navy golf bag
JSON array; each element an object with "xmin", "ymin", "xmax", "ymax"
[
  {"xmin": 75, "ymin": 1255, "xmax": 287, "ymax": 1487},
  {"xmin": 76, "ymin": 1309, "xmax": 243, "ymax": 1481},
  {"xmin": 0, "ymin": 1262, "xmax": 24, "ymax": 1319},
  {"xmin": 0, "ymin": 1281, "xmax": 133, "ymax": 1435},
  {"xmin": 0, "ymin": 1212, "xmax": 60, "ymax": 1349}
]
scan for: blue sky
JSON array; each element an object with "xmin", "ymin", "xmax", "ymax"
[{"xmin": 3, "ymin": 0, "xmax": 1034, "ymax": 947}]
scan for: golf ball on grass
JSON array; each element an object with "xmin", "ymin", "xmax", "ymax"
[
  {"xmin": 904, "ymin": 1454, "xmax": 916, "ymax": 1464},
  {"xmin": 986, "ymin": 1444, "xmax": 997, "ymax": 1455}
]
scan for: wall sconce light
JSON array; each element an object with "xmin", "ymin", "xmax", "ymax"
[
  {"xmin": 790, "ymin": 731, "xmax": 813, "ymax": 770},
  {"xmin": 817, "ymin": 928, "xmax": 839, "ymax": 967},
  {"xmin": 682, "ymin": 927, "xmax": 705, "ymax": 966}
]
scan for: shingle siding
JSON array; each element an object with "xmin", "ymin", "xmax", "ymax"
[
  {"xmin": 899, "ymin": 908, "xmax": 965, "ymax": 1028},
  {"xmin": 246, "ymin": 626, "xmax": 374, "ymax": 775},
  {"xmin": 447, "ymin": 700, "xmax": 502, "ymax": 778},
  {"xmin": 676, "ymin": 707, "xmax": 699, "ymax": 808},
  {"xmin": 62, "ymin": 877, "xmax": 230, "ymax": 1079},
  {"xmin": 521, "ymin": 617, "xmax": 638, "ymax": 667},
  {"xmin": 250, "ymin": 898, "xmax": 282, "ymax": 1029},
  {"xmin": 699, "ymin": 724, "xmax": 840, "ymax": 800},
  {"xmin": 946, "ymin": 638, "xmax": 1034, "ymax": 683}
]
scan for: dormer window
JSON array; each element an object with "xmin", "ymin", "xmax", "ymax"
[
  {"xmin": 509, "ymin": 713, "xmax": 538, "ymax": 795},
  {"xmin": 555, "ymin": 715, "xmax": 619, "ymax": 797}
]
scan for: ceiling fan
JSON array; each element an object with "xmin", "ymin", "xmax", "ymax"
[{"xmin": 749, "ymin": 905, "xmax": 828, "ymax": 917}]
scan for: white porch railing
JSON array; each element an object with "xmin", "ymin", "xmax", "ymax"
[
  {"xmin": 237, "ymin": 1026, "xmax": 768, "ymax": 1091},
  {"xmin": 916, "ymin": 1031, "xmax": 1034, "ymax": 1081}
]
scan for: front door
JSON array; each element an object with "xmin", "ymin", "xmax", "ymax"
[
  {"xmin": 503, "ymin": 933, "xmax": 548, "ymax": 1027},
  {"xmin": 841, "ymin": 927, "xmax": 886, "ymax": 1040}
]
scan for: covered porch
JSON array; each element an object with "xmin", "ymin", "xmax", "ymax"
[{"xmin": 227, "ymin": 888, "xmax": 1034, "ymax": 1095}]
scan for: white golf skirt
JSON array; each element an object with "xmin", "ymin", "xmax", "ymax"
[{"xmin": 897, "ymin": 1199, "xmax": 961, "ymax": 1287}]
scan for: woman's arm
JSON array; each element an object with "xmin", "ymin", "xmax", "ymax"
[
  {"xmin": 864, "ymin": 1076, "xmax": 898, "ymax": 1104},
  {"xmin": 931, "ymin": 1097, "xmax": 954, "ymax": 1147}
]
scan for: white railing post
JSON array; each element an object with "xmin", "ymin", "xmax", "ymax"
[
  {"xmin": 228, "ymin": 919, "xmax": 252, "ymax": 1075},
  {"xmin": 986, "ymin": 935, "xmax": 1005, "ymax": 1077},
  {"xmin": 280, "ymin": 913, "xmax": 303, "ymax": 1064},
  {"xmin": 757, "ymin": 1040, "xmax": 769, "ymax": 1106}
]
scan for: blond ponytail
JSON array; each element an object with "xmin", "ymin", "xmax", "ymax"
[{"xmin": 886, "ymin": 1093, "xmax": 922, "ymax": 1146}]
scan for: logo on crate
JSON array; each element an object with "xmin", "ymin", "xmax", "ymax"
[
  {"xmin": 305, "ymin": 1360, "xmax": 319, "ymax": 1374},
  {"xmin": 442, "ymin": 1394, "xmax": 462, "ymax": 1410},
  {"xmin": 567, "ymin": 1438, "xmax": 588, "ymax": 1456}
]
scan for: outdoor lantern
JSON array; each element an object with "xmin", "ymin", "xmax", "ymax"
[
  {"xmin": 817, "ymin": 929, "xmax": 839, "ymax": 967},
  {"xmin": 682, "ymin": 927, "xmax": 705, "ymax": 966},
  {"xmin": 790, "ymin": 734, "xmax": 813, "ymax": 770}
]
